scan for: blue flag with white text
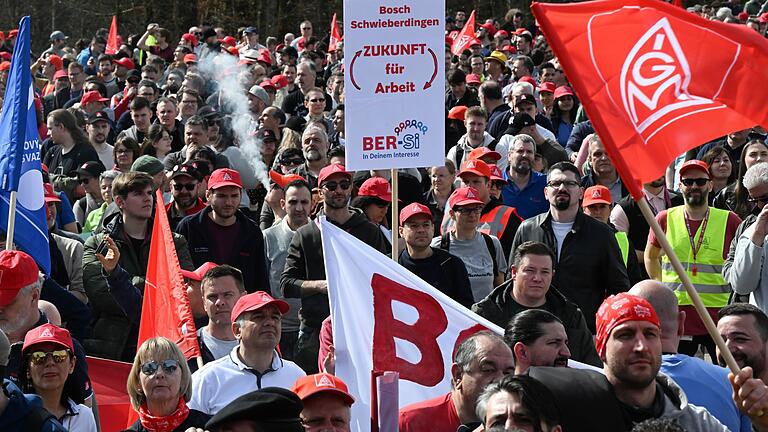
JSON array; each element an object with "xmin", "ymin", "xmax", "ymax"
[{"xmin": 0, "ymin": 16, "xmax": 50, "ymax": 273}]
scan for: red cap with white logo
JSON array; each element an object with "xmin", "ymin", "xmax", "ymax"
[
  {"xmin": 448, "ymin": 186, "xmax": 484, "ymax": 209},
  {"xmin": 291, "ymin": 373, "xmax": 355, "ymax": 405},
  {"xmin": 208, "ymin": 168, "xmax": 243, "ymax": 190}
]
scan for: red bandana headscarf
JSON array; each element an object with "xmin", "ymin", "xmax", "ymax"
[{"xmin": 595, "ymin": 293, "xmax": 660, "ymax": 357}]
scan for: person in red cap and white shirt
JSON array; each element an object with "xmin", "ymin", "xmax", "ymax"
[
  {"xmin": 352, "ymin": 177, "xmax": 396, "ymax": 241},
  {"xmin": 582, "ymin": 185, "xmax": 642, "ymax": 285},
  {"xmin": 398, "ymin": 203, "xmax": 474, "ymax": 308},
  {"xmin": 291, "ymin": 373, "xmax": 354, "ymax": 431},
  {"xmin": 176, "ymin": 168, "xmax": 270, "ymax": 293},
  {"xmin": 645, "ymin": 159, "xmax": 741, "ymax": 360},
  {"xmin": 18, "ymin": 324, "xmax": 97, "ymax": 431},
  {"xmin": 432, "ymin": 186, "xmax": 506, "ymax": 302},
  {"xmin": 188, "ymin": 291, "xmax": 305, "ymax": 415},
  {"xmin": 282, "ymin": 164, "xmax": 389, "ymax": 374}
]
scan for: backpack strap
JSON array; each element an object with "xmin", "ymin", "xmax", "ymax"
[
  {"xmin": 481, "ymin": 233, "xmax": 499, "ymax": 276},
  {"xmin": 454, "ymin": 146, "xmax": 464, "ymax": 169},
  {"xmin": 440, "ymin": 233, "xmax": 451, "ymax": 252},
  {"xmin": 487, "ymin": 138, "xmax": 499, "ymax": 151}
]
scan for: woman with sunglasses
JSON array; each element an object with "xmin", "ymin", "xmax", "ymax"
[
  {"xmin": 140, "ymin": 124, "xmax": 173, "ymax": 162},
  {"xmin": 126, "ymin": 337, "xmax": 210, "ymax": 431},
  {"xmin": 17, "ymin": 324, "xmax": 97, "ymax": 431}
]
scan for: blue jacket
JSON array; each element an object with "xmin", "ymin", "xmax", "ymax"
[{"xmin": 0, "ymin": 379, "xmax": 67, "ymax": 431}]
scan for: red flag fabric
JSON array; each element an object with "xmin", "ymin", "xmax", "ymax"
[
  {"xmin": 86, "ymin": 356, "xmax": 133, "ymax": 431},
  {"xmin": 137, "ymin": 189, "xmax": 201, "ymax": 359},
  {"xmin": 451, "ymin": 10, "xmax": 476, "ymax": 55},
  {"xmin": 532, "ymin": 0, "xmax": 768, "ymax": 199},
  {"xmin": 672, "ymin": 0, "xmax": 684, "ymax": 8},
  {"xmin": 106, "ymin": 16, "xmax": 119, "ymax": 55},
  {"xmin": 329, "ymin": 13, "xmax": 342, "ymax": 51}
]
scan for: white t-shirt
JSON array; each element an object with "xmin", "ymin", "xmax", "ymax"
[
  {"xmin": 60, "ymin": 398, "xmax": 98, "ymax": 432},
  {"xmin": 551, "ymin": 220, "xmax": 574, "ymax": 260},
  {"xmin": 199, "ymin": 327, "xmax": 239, "ymax": 360},
  {"xmin": 92, "ymin": 142, "xmax": 114, "ymax": 171},
  {"xmin": 431, "ymin": 232, "xmax": 505, "ymax": 302}
]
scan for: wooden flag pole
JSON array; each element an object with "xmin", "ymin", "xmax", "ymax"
[
  {"xmin": 5, "ymin": 190, "xmax": 17, "ymax": 250},
  {"xmin": 390, "ymin": 169, "xmax": 399, "ymax": 261},
  {"xmin": 637, "ymin": 197, "xmax": 740, "ymax": 373}
]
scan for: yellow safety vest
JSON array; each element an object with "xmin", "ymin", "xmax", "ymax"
[
  {"xmin": 661, "ymin": 206, "xmax": 730, "ymax": 308},
  {"xmin": 615, "ymin": 231, "xmax": 629, "ymax": 266}
]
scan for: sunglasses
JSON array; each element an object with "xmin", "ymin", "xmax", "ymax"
[
  {"xmin": 322, "ymin": 180, "xmax": 352, "ymax": 191},
  {"xmin": 307, "ymin": 98, "xmax": 325, "ymax": 103},
  {"xmin": 680, "ymin": 178, "xmax": 709, "ymax": 187},
  {"xmin": 282, "ymin": 158, "xmax": 304, "ymax": 166},
  {"xmin": 173, "ymin": 183, "xmax": 196, "ymax": 191},
  {"xmin": 29, "ymin": 349, "xmax": 71, "ymax": 365},
  {"xmin": 141, "ymin": 359, "xmax": 180, "ymax": 376}
]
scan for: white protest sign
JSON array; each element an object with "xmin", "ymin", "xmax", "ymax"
[{"xmin": 344, "ymin": 0, "xmax": 445, "ymax": 171}]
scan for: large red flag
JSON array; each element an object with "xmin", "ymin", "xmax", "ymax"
[
  {"xmin": 106, "ymin": 16, "xmax": 119, "ymax": 55},
  {"xmin": 532, "ymin": 0, "xmax": 768, "ymax": 199},
  {"xmin": 329, "ymin": 13, "xmax": 342, "ymax": 52},
  {"xmin": 137, "ymin": 189, "xmax": 201, "ymax": 359},
  {"xmin": 86, "ymin": 356, "xmax": 132, "ymax": 431},
  {"xmin": 451, "ymin": 10, "xmax": 476, "ymax": 55}
]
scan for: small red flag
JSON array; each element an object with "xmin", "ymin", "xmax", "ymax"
[
  {"xmin": 86, "ymin": 356, "xmax": 132, "ymax": 431},
  {"xmin": 532, "ymin": 0, "xmax": 768, "ymax": 199},
  {"xmin": 329, "ymin": 13, "xmax": 342, "ymax": 52},
  {"xmin": 137, "ymin": 190, "xmax": 201, "ymax": 360},
  {"xmin": 451, "ymin": 10, "xmax": 476, "ymax": 55},
  {"xmin": 106, "ymin": 16, "xmax": 119, "ymax": 55}
]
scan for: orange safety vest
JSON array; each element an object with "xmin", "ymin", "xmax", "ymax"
[{"xmin": 478, "ymin": 205, "xmax": 517, "ymax": 239}]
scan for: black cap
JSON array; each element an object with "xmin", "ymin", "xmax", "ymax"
[
  {"xmin": 197, "ymin": 105, "xmax": 222, "ymax": 121},
  {"xmin": 170, "ymin": 162, "xmax": 203, "ymax": 181},
  {"xmin": 86, "ymin": 110, "xmax": 110, "ymax": 125},
  {"xmin": 257, "ymin": 128, "xmax": 278, "ymax": 142},
  {"xmin": 187, "ymin": 159, "xmax": 212, "ymax": 178},
  {"xmin": 74, "ymin": 160, "xmax": 107, "ymax": 178},
  {"xmin": 205, "ymin": 387, "xmax": 304, "ymax": 431},
  {"xmin": 284, "ymin": 116, "xmax": 306, "ymax": 133},
  {"xmin": 278, "ymin": 148, "xmax": 305, "ymax": 165},
  {"xmin": 506, "ymin": 112, "xmax": 537, "ymax": 136},
  {"xmin": 514, "ymin": 93, "xmax": 536, "ymax": 107},
  {"xmin": 126, "ymin": 70, "xmax": 141, "ymax": 83}
]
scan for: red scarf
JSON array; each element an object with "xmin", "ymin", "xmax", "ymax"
[{"xmin": 137, "ymin": 398, "xmax": 190, "ymax": 432}]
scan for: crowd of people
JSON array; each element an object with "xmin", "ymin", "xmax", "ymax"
[{"xmin": 2, "ymin": 1, "xmax": 768, "ymax": 430}]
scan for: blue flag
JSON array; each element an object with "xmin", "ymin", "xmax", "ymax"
[{"xmin": 0, "ymin": 16, "xmax": 50, "ymax": 273}]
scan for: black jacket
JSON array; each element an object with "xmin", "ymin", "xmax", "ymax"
[
  {"xmin": 508, "ymin": 210, "xmax": 630, "ymax": 333},
  {"xmin": 175, "ymin": 206, "xmax": 269, "ymax": 293},
  {"xmin": 281, "ymin": 210, "xmax": 391, "ymax": 328},
  {"xmin": 472, "ymin": 280, "xmax": 601, "ymax": 366},
  {"xmin": 399, "ymin": 247, "xmax": 474, "ymax": 309}
]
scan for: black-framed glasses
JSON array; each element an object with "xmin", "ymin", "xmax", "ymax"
[
  {"xmin": 172, "ymin": 183, "xmax": 197, "ymax": 191},
  {"xmin": 546, "ymin": 180, "xmax": 579, "ymax": 189},
  {"xmin": 308, "ymin": 98, "xmax": 325, "ymax": 103},
  {"xmin": 29, "ymin": 349, "xmax": 71, "ymax": 365},
  {"xmin": 322, "ymin": 180, "xmax": 352, "ymax": 191},
  {"xmin": 141, "ymin": 359, "xmax": 180, "ymax": 376},
  {"xmin": 454, "ymin": 206, "xmax": 483, "ymax": 214},
  {"xmin": 680, "ymin": 178, "xmax": 709, "ymax": 187},
  {"xmin": 747, "ymin": 194, "xmax": 768, "ymax": 204}
]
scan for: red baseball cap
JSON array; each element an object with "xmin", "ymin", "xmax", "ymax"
[
  {"xmin": 554, "ymin": 86, "xmax": 575, "ymax": 99},
  {"xmin": 0, "ymin": 250, "xmax": 39, "ymax": 306},
  {"xmin": 44, "ymin": 183, "xmax": 61, "ymax": 203},
  {"xmin": 679, "ymin": 160, "xmax": 711, "ymax": 179},
  {"xmin": 47, "ymin": 54, "xmax": 63, "ymax": 71},
  {"xmin": 582, "ymin": 185, "xmax": 612, "ymax": 207},
  {"xmin": 181, "ymin": 33, "xmax": 198, "ymax": 46},
  {"xmin": 495, "ymin": 30, "xmax": 509, "ymax": 39},
  {"xmin": 180, "ymin": 262, "xmax": 219, "ymax": 282},
  {"xmin": 22, "ymin": 323, "xmax": 74, "ymax": 353},
  {"xmin": 184, "ymin": 53, "xmax": 198, "ymax": 64},
  {"xmin": 458, "ymin": 159, "xmax": 492, "ymax": 179},
  {"xmin": 489, "ymin": 165, "xmax": 506, "ymax": 183},
  {"xmin": 257, "ymin": 49, "xmax": 273, "ymax": 66},
  {"xmin": 220, "ymin": 36, "xmax": 236, "ymax": 46},
  {"xmin": 80, "ymin": 91, "xmax": 109, "ymax": 105},
  {"xmin": 271, "ymin": 74, "xmax": 289, "ymax": 90},
  {"xmin": 114, "ymin": 57, "xmax": 135, "ymax": 70},
  {"xmin": 479, "ymin": 23, "xmax": 497, "ymax": 36},
  {"xmin": 500, "ymin": 45, "xmax": 517, "ymax": 54},
  {"xmin": 0, "ymin": 62, "xmax": 10, "ymax": 72},
  {"xmin": 465, "ymin": 74, "xmax": 482, "ymax": 85},
  {"xmin": 53, "ymin": 69, "xmax": 68, "ymax": 80},
  {"xmin": 8, "ymin": 29, "xmax": 18, "ymax": 39},
  {"xmin": 231, "ymin": 291, "xmax": 290, "ymax": 322},
  {"xmin": 449, "ymin": 186, "xmax": 484, "ymax": 209},
  {"xmin": 208, "ymin": 168, "xmax": 243, "ymax": 190},
  {"xmin": 269, "ymin": 170, "xmax": 306, "ymax": 188},
  {"xmin": 358, "ymin": 177, "xmax": 393, "ymax": 202},
  {"xmin": 226, "ymin": 46, "xmax": 240, "ymax": 57},
  {"xmin": 518, "ymin": 76, "xmax": 537, "ymax": 88},
  {"xmin": 399, "ymin": 202, "xmax": 433, "ymax": 226},
  {"xmin": 291, "ymin": 373, "xmax": 355, "ymax": 406},
  {"xmin": 447, "ymin": 105, "xmax": 468, "ymax": 121},
  {"xmin": 538, "ymin": 81, "xmax": 556, "ymax": 94},
  {"xmin": 467, "ymin": 147, "xmax": 501, "ymax": 162},
  {"xmin": 259, "ymin": 80, "xmax": 277, "ymax": 92},
  {"xmin": 318, "ymin": 164, "xmax": 351, "ymax": 185}
]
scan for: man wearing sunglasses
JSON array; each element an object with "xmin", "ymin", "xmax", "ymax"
[
  {"xmin": 282, "ymin": 164, "xmax": 390, "ymax": 374},
  {"xmin": 645, "ymin": 159, "xmax": 741, "ymax": 358},
  {"xmin": 73, "ymin": 160, "xmax": 107, "ymax": 228},
  {"xmin": 166, "ymin": 162, "xmax": 206, "ymax": 231},
  {"xmin": 726, "ymin": 162, "xmax": 768, "ymax": 312}
]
